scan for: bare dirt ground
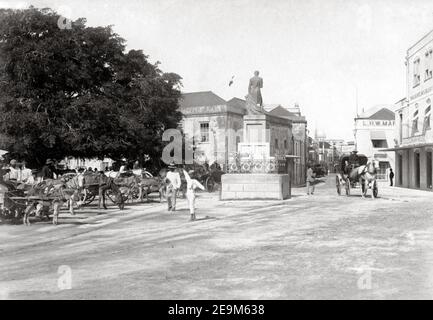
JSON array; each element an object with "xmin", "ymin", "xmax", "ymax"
[{"xmin": 1, "ymin": 176, "xmax": 433, "ymax": 300}]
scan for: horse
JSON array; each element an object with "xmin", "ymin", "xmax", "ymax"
[{"xmin": 358, "ymin": 160, "xmax": 378, "ymax": 198}]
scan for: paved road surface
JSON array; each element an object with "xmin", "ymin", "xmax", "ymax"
[{"xmin": 1, "ymin": 176, "xmax": 433, "ymax": 299}]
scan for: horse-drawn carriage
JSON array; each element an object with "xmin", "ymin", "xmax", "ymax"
[{"xmin": 335, "ymin": 153, "xmax": 378, "ymax": 198}]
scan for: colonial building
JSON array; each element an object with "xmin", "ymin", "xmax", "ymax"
[
  {"xmin": 387, "ymin": 29, "xmax": 433, "ymax": 190},
  {"xmin": 354, "ymin": 106, "xmax": 396, "ymax": 180},
  {"xmin": 265, "ymin": 104, "xmax": 308, "ymax": 186},
  {"xmin": 180, "ymin": 92, "xmax": 309, "ymax": 186},
  {"xmin": 179, "ymin": 91, "xmax": 246, "ymax": 168}
]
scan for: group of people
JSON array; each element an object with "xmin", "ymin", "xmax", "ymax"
[
  {"xmin": 164, "ymin": 162, "xmax": 205, "ymax": 221},
  {"xmin": 0, "ymin": 158, "xmax": 102, "ymax": 186}
]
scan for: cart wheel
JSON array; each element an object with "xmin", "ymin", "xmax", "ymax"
[
  {"xmin": 373, "ymin": 182, "xmax": 378, "ymax": 198},
  {"xmin": 81, "ymin": 188, "xmax": 96, "ymax": 205},
  {"xmin": 206, "ymin": 177, "xmax": 215, "ymax": 192},
  {"xmin": 106, "ymin": 190, "xmax": 116, "ymax": 203},
  {"xmin": 336, "ymin": 176, "xmax": 341, "ymax": 195}
]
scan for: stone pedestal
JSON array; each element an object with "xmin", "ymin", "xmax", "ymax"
[
  {"xmin": 220, "ymin": 173, "xmax": 290, "ymax": 200},
  {"xmin": 221, "ymin": 112, "xmax": 293, "ymax": 200}
]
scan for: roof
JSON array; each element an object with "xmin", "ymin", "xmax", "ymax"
[
  {"xmin": 226, "ymin": 97, "xmax": 246, "ymax": 110},
  {"xmin": 267, "ymin": 105, "xmax": 307, "ymax": 122},
  {"xmin": 179, "ymin": 91, "xmax": 226, "ymax": 108},
  {"xmin": 357, "ymin": 106, "xmax": 395, "ymax": 120}
]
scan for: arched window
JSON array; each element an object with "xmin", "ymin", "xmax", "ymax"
[
  {"xmin": 414, "ymin": 57, "xmax": 421, "ymax": 86},
  {"xmin": 423, "ymin": 99, "xmax": 431, "ymax": 133},
  {"xmin": 425, "ymin": 49, "xmax": 433, "ymax": 81},
  {"xmin": 412, "ymin": 103, "xmax": 419, "ymax": 135}
]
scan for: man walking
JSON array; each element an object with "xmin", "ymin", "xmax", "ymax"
[
  {"xmin": 183, "ymin": 169, "xmax": 205, "ymax": 221},
  {"xmin": 165, "ymin": 162, "xmax": 181, "ymax": 212},
  {"xmin": 306, "ymin": 165, "xmax": 316, "ymax": 195},
  {"xmin": 389, "ymin": 168, "xmax": 394, "ymax": 187}
]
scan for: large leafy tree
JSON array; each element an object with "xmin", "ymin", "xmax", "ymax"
[{"xmin": 0, "ymin": 7, "xmax": 182, "ymax": 168}]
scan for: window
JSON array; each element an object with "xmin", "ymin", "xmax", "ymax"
[
  {"xmin": 275, "ymin": 138, "xmax": 279, "ymax": 150},
  {"xmin": 200, "ymin": 122, "xmax": 209, "ymax": 142},
  {"xmin": 284, "ymin": 139, "xmax": 288, "ymax": 149},
  {"xmin": 423, "ymin": 99, "xmax": 431, "ymax": 133},
  {"xmin": 426, "ymin": 49, "xmax": 433, "ymax": 81},
  {"xmin": 371, "ymin": 140, "xmax": 388, "ymax": 148},
  {"xmin": 412, "ymin": 104, "xmax": 419, "ymax": 135},
  {"xmin": 414, "ymin": 57, "xmax": 421, "ymax": 87}
]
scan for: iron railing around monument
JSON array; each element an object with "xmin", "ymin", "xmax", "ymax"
[{"xmin": 227, "ymin": 153, "xmax": 287, "ymax": 174}]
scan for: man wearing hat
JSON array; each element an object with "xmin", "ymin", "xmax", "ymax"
[
  {"xmin": 41, "ymin": 159, "xmax": 56, "ymax": 180},
  {"xmin": 165, "ymin": 162, "xmax": 181, "ymax": 212}
]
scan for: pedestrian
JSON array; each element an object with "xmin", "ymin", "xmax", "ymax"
[
  {"xmin": 19, "ymin": 160, "xmax": 32, "ymax": 184},
  {"xmin": 41, "ymin": 159, "xmax": 56, "ymax": 180},
  {"xmin": 183, "ymin": 169, "xmax": 206, "ymax": 221},
  {"xmin": 389, "ymin": 168, "xmax": 394, "ymax": 187},
  {"xmin": 6, "ymin": 159, "xmax": 21, "ymax": 182},
  {"xmin": 165, "ymin": 162, "xmax": 181, "ymax": 212},
  {"xmin": 306, "ymin": 165, "xmax": 316, "ymax": 195}
]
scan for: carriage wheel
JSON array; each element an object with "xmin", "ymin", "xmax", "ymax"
[
  {"xmin": 205, "ymin": 177, "xmax": 215, "ymax": 192},
  {"xmin": 81, "ymin": 188, "xmax": 96, "ymax": 205},
  {"xmin": 128, "ymin": 184, "xmax": 141, "ymax": 201},
  {"xmin": 373, "ymin": 182, "xmax": 378, "ymax": 198},
  {"xmin": 336, "ymin": 176, "xmax": 341, "ymax": 195}
]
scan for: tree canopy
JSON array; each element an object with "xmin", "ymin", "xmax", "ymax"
[{"xmin": 0, "ymin": 7, "xmax": 182, "ymax": 168}]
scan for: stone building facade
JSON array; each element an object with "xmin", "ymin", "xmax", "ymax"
[
  {"xmin": 179, "ymin": 92, "xmax": 308, "ymax": 186},
  {"xmin": 265, "ymin": 105, "xmax": 308, "ymax": 186},
  {"xmin": 387, "ymin": 29, "xmax": 433, "ymax": 190},
  {"xmin": 179, "ymin": 91, "xmax": 245, "ymax": 168}
]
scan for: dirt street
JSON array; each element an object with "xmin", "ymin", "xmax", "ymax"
[{"xmin": 1, "ymin": 176, "xmax": 433, "ymax": 299}]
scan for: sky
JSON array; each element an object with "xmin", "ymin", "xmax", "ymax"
[{"xmin": 2, "ymin": 0, "xmax": 433, "ymax": 140}]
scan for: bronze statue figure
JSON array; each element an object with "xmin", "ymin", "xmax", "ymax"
[{"xmin": 245, "ymin": 70, "xmax": 264, "ymax": 115}]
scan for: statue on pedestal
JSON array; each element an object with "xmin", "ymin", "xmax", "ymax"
[{"xmin": 245, "ymin": 70, "xmax": 264, "ymax": 115}]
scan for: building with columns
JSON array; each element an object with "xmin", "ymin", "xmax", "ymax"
[{"xmin": 385, "ymin": 29, "xmax": 433, "ymax": 191}]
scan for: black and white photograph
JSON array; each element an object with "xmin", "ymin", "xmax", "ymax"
[{"xmin": 1, "ymin": 0, "xmax": 433, "ymax": 304}]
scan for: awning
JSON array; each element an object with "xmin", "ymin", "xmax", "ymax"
[
  {"xmin": 370, "ymin": 131, "xmax": 387, "ymax": 140},
  {"xmin": 380, "ymin": 143, "xmax": 433, "ymax": 152}
]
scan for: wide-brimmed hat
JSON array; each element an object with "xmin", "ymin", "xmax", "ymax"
[
  {"xmin": 168, "ymin": 162, "xmax": 177, "ymax": 169},
  {"xmin": 9, "ymin": 159, "xmax": 17, "ymax": 165},
  {"xmin": 45, "ymin": 159, "xmax": 54, "ymax": 165}
]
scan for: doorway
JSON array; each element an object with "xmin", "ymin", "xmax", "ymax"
[
  {"xmin": 398, "ymin": 154, "xmax": 403, "ymax": 186},
  {"xmin": 415, "ymin": 152, "xmax": 421, "ymax": 188},
  {"xmin": 427, "ymin": 151, "xmax": 432, "ymax": 189}
]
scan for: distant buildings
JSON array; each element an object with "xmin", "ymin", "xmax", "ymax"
[
  {"xmin": 387, "ymin": 29, "xmax": 433, "ymax": 190},
  {"xmin": 354, "ymin": 106, "xmax": 396, "ymax": 180}
]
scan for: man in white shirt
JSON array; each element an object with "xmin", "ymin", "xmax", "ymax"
[
  {"xmin": 183, "ymin": 169, "xmax": 205, "ymax": 221},
  {"xmin": 7, "ymin": 159, "xmax": 21, "ymax": 182},
  {"xmin": 165, "ymin": 162, "xmax": 181, "ymax": 212}
]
